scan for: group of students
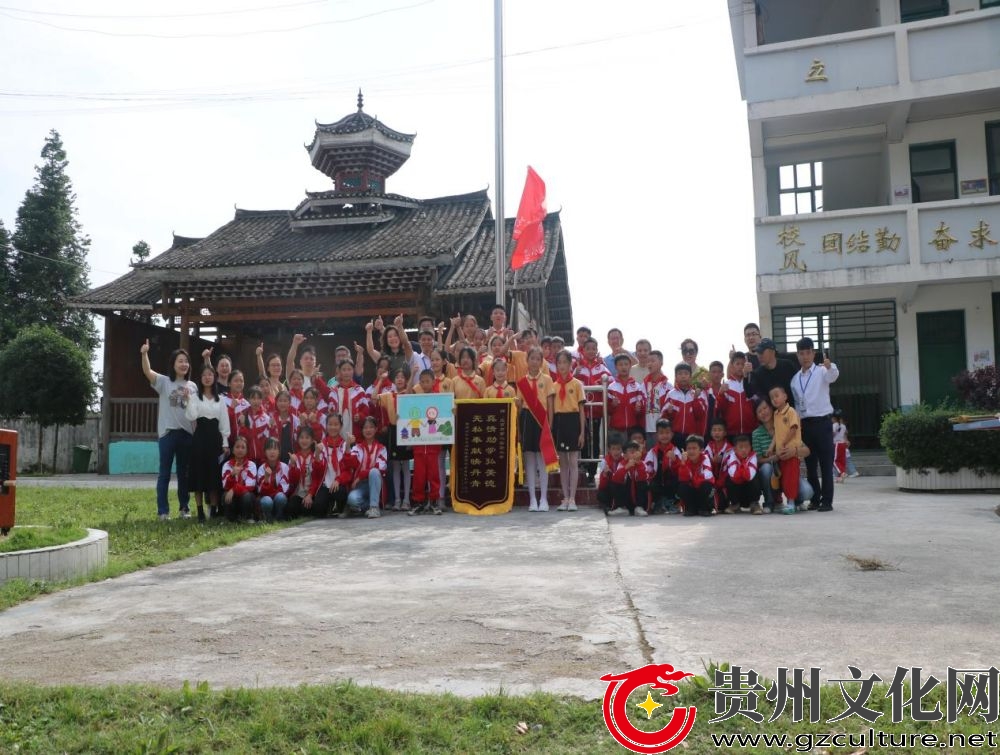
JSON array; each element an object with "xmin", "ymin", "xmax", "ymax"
[{"xmin": 142, "ymin": 305, "xmax": 851, "ymax": 521}]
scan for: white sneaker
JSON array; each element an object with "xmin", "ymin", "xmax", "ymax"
[
  {"xmin": 366, "ymin": 507, "xmax": 381, "ymax": 519},
  {"xmin": 538, "ymin": 500, "xmax": 549, "ymax": 512},
  {"xmin": 391, "ymin": 501, "xmax": 402, "ymax": 511},
  {"xmin": 849, "ymin": 472, "xmax": 860, "ymax": 478},
  {"xmin": 606, "ymin": 508, "xmax": 627, "ymax": 517},
  {"xmin": 635, "ymin": 508, "xmax": 648, "ymax": 517},
  {"xmin": 528, "ymin": 501, "xmax": 539, "ymax": 512},
  {"xmin": 556, "ymin": 502, "xmax": 569, "ymax": 511},
  {"xmin": 158, "ymin": 514, "xmax": 169, "ymax": 521},
  {"xmin": 566, "ymin": 502, "xmax": 578, "ymax": 511},
  {"xmin": 179, "ymin": 510, "xmax": 192, "ymax": 520}
]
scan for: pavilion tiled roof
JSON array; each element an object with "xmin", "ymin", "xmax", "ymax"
[
  {"xmin": 305, "ymin": 110, "xmax": 415, "ymax": 151},
  {"xmin": 138, "ymin": 190, "xmax": 489, "ymax": 271}
]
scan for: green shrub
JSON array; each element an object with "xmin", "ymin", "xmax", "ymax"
[{"xmin": 879, "ymin": 407, "xmax": 1000, "ymax": 474}]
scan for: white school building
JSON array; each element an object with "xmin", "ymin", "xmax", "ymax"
[{"xmin": 728, "ymin": 0, "xmax": 1000, "ymax": 443}]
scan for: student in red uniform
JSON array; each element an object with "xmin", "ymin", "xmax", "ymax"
[
  {"xmin": 574, "ymin": 336, "xmax": 613, "ymax": 483},
  {"xmin": 607, "ymin": 353, "xmax": 646, "ymax": 438},
  {"xmin": 285, "ymin": 335, "xmax": 332, "ymax": 404},
  {"xmin": 346, "ymin": 417, "xmax": 388, "ymax": 519},
  {"xmin": 224, "ymin": 370, "xmax": 250, "ymax": 451},
  {"xmin": 605, "ymin": 440, "xmax": 650, "ymax": 517},
  {"xmin": 724, "ymin": 434, "xmax": 762, "ymax": 514},
  {"xmin": 256, "ymin": 375, "xmax": 276, "ymax": 414},
  {"xmin": 552, "ymin": 350, "xmax": 586, "ymax": 511},
  {"xmin": 645, "ymin": 419, "xmax": 681, "ymax": 514},
  {"xmin": 677, "ymin": 434, "xmax": 715, "ymax": 517},
  {"xmin": 287, "ymin": 425, "xmax": 328, "ymax": 518},
  {"xmin": 415, "ymin": 348, "xmax": 454, "ymax": 509},
  {"xmin": 379, "ymin": 366, "xmax": 413, "ymax": 511},
  {"xmin": 596, "ymin": 434, "xmax": 625, "ymax": 515},
  {"xmin": 221, "ymin": 436, "xmax": 257, "ymax": 522},
  {"xmin": 240, "ymin": 387, "xmax": 275, "ymax": 463},
  {"xmin": 703, "ymin": 361, "xmax": 726, "ymax": 437},
  {"xmin": 272, "ymin": 390, "xmax": 299, "ymax": 464},
  {"xmin": 320, "ymin": 413, "xmax": 353, "ymax": 518},
  {"xmin": 641, "ymin": 351, "xmax": 672, "ymax": 447},
  {"xmin": 706, "ymin": 418, "xmax": 734, "ymax": 509},
  {"xmin": 718, "ymin": 351, "xmax": 758, "ymax": 441},
  {"xmin": 299, "ymin": 387, "xmax": 326, "ymax": 443},
  {"xmin": 327, "ymin": 359, "xmax": 369, "ymax": 444},
  {"xmin": 516, "ymin": 346, "xmax": 557, "ymax": 512},
  {"xmin": 256, "ymin": 438, "xmax": 289, "ymax": 522},
  {"xmin": 287, "ymin": 369, "xmax": 306, "ymax": 414},
  {"xmin": 663, "ymin": 363, "xmax": 707, "ymax": 448},
  {"xmin": 408, "ymin": 370, "xmax": 446, "ymax": 516}
]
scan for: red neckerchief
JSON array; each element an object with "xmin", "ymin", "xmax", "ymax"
[
  {"xmin": 555, "ymin": 372, "xmax": 574, "ymax": 402},
  {"xmin": 323, "ymin": 435, "xmax": 344, "ymax": 474},
  {"xmin": 431, "ymin": 375, "xmax": 444, "ymax": 393},
  {"xmin": 458, "ymin": 371, "xmax": 482, "ymax": 398},
  {"xmin": 357, "ymin": 441, "xmax": 382, "ymax": 475},
  {"xmin": 489, "ymin": 380, "xmax": 510, "ymax": 398}
]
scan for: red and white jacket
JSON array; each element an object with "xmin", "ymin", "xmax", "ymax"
[
  {"xmin": 239, "ymin": 406, "xmax": 275, "ymax": 462},
  {"xmin": 663, "ymin": 387, "xmax": 708, "ymax": 437},
  {"xmin": 271, "ymin": 411, "xmax": 301, "ymax": 445},
  {"xmin": 606, "ymin": 376, "xmax": 646, "ymax": 432},
  {"xmin": 303, "ymin": 373, "xmax": 331, "ymax": 403},
  {"xmin": 350, "ymin": 440, "xmax": 388, "ymax": 483},
  {"xmin": 596, "ymin": 453, "xmax": 621, "ymax": 492},
  {"xmin": 298, "ymin": 409, "xmax": 327, "ymax": 444},
  {"xmin": 256, "ymin": 460, "xmax": 290, "ymax": 498},
  {"xmin": 644, "ymin": 442, "xmax": 681, "ymax": 484},
  {"xmin": 225, "ymin": 393, "xmax": 250, "ymax": 449},
  {"xmin": 610, "ymin": 457, "xmax": 651, "ymax": 486},
  {"xmin": 288, "ymin": 447, "xmax": 326, "ymax": 498},
  {"xmin": 321, "ymin": 435, "xmax": 354, "ymax": 489},
  {"xmin": 677, "ymin": 454, "xmax": 714, "ymax": 486},
  {"xmin": 725, "ymin": 452, "xmax": 758, "ymax": 484},
  {"xmin": 574, "ymin": 358, "xmax": 612, "ymax": 419},
  {"xmin": 222, "ymin": 458, "xmax": 258, "ymax": 497},
  {"xmin": 706, "ymin": 439, "xmax": 734, "ymax": 486},
  {"xmin": 642, "ymin": 373, "xmax": 673, "ymax": 432},
  {"xmin": 368, "ymin": 380, "xmax": 395, "ymax": 433},
  {"xmin": 327, "ymin": 381, "xmax": 370, "ymax": 427},
  {"xmin": 718, "ymin": 379, "xmax": 758, "ymax": 437}
]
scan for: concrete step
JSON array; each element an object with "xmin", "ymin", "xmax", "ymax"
[{"xmin": 847, "ymin": 450, "xmax": 895, "ymax": 477}]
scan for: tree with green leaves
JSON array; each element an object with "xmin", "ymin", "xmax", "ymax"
[
  {"xmin": 0, "ymin": 220, "xmax": 13, "ymax": 345},
  {"xmin": 8, "ymin": 130, "xmax": 98, "ymax": 355},
  {"xmin": 0, "ymin": 325, "xmax": 95, "ymax": 471},
  {"xmin": 131, "ymin": 239, "xmax": 151, "ymax": 266}
]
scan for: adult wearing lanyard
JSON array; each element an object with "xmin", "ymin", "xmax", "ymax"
[{"xmin": 790, "ymin": 337, "xmax": 839, "ymax": 512}]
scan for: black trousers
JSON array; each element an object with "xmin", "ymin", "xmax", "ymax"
[
  {"xmin": 289, "ymin": 488, "xmax": 332, "ymax": 518},
  {"xmin": 607, "ymin": 480, "xmax": 648, "ymax": 515},
  {"xmin": 649, "ymin": 477, "xmax": 677, "ymax": 510},
  {"xmin": 678, "ymin": 481, "xmax": 714, "ymax": 516},
  {"xmin": 801, "ymin": 415, "xmax": 835, "ymax": 507},
  {"xmin": 317, "ymin": 484, "xmax": 348, "ymax": 516},
  {"xmin": 725, "ymin": 478, "xmax": 761, "ymax": 508},
  {"xmin": 223, "ymin": 491, "xmax": 255, "ymax": 521}
]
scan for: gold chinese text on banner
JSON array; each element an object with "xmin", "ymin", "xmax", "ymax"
[{"xmin": 451, "ymin": 399, "xmax": 516, "ymax": 515}]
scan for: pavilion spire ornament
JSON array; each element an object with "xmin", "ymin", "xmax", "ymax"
[{"xmin": 357, "ymin": 88, "xmax": 364, "ymax": 111}]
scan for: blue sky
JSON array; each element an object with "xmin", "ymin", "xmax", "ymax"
[{"xmin": 0, "ymin": 0, "xmax": 757, "ymax": 364}]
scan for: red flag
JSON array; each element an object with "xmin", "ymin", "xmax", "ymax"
[{"xmin": 510, "ymin": 166, "xmax": 547, "ymax": 271}]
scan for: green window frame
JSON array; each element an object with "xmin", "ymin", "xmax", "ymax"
[
  {"xmin": 900, "ymin": 0, "xmax": 949, "ymax": 22},
  {"xmin": 910, "ymin": 141, "xmax": 958, "ymax": 203},
  {"xmin": 983, "ymin": 0, "xmax": 1000, "ymax": 9}
]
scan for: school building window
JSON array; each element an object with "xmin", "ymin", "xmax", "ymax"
[
  {"xmin": 909, "ymin": 141, "xmax": 957, "ymax": 203},
  {"xmin": 988, "ymin": 122, "xmax": 1000, "ymax": 196},
  {"xmin": 778, "ymin": 161, "xmax": 823, "ymax": 215},
  {"xmin": 983, "ymin": 0, "xmax": 1000, "ymax": 9},
  {"xmin": 900, "ymin": 0, "xmax": 949, "ymax": 22}
]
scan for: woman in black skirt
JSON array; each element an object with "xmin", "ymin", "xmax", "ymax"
[{"xmin": 185, "ymin": 365, "xmax": 231, "ymax": 521}]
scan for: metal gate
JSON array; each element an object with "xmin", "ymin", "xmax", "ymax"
[{"xmin": 771, "ymin": 300, "xmax": 899, "ymax": 447}]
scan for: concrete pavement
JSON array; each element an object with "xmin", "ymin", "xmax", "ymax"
[{"xmin": 0, "ymin": 477, "xmax": 997, "ymax": 696}]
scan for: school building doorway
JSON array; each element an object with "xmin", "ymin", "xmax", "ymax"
[{"xmin": 916, "ymin": 309, "xmax": 967, "ymax": 407}]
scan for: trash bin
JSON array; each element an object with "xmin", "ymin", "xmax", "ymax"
[{"xmin": 72, "ymin": 445, "xmax": 93, "ymax": 474}]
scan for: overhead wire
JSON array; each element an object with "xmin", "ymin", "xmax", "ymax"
[{"xmin": 0, "ymin": 0, "xmax": 339, "ymax": 20}]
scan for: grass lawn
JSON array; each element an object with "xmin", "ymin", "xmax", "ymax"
[
  {"xmin": 0, "ymin": 672, "xmax": 994, "ymax": 754},
  {"xmin": 0, "ymin": 523, "xmax": 88, "ymax": 553},
  {"xmin": 0, "ymin": 487, "xmax": 298, "ymax": 611}
]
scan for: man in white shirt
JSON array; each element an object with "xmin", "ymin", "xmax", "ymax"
[{"xmin": 790, "ymin": 337, "xmax": 839, "ymax": 512}]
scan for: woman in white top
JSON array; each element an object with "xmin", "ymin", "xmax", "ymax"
[
  {"xmin": 140, "ymin": 339, "xmax": 197, "ymax": 521},
  {"xmin": 185, "ymin": 365, "xmax": 231, "ymax": 521}
]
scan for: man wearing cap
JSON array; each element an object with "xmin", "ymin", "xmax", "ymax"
[
  {"xmin": 749, "ymin": 338, "xmax": 798, "ymax": 407},
  {"xmin": 791, "ymin": 337, "xmax": 839, "ymax": 512}
]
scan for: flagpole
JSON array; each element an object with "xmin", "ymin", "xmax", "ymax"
[{"xmin": 493, "ymin": 0, "xmax": 506, "ymax": 308}]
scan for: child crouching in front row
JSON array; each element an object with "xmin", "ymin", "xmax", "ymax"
[
  {"xmin": 256, "ymin": 437, "xmax": 289, "ymax": 522},
  {"xmin": 606, "ymin": 439, "xmax": 650, "ymax": 517},
  {"xmin": 723, "ymin": 434, "xmax": 762, "ymax": 515},
  {"xmin": 677, "ymin": 434, "xmax": 715, "ymax": 517},
  {"xmin": 221, "ymin": 436, "xmax": 257, "ymax": 522}
]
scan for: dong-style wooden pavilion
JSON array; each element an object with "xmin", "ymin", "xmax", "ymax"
[{"xmin": 71, "ymin": 95, "xmax": 573, "ymax": 473}]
